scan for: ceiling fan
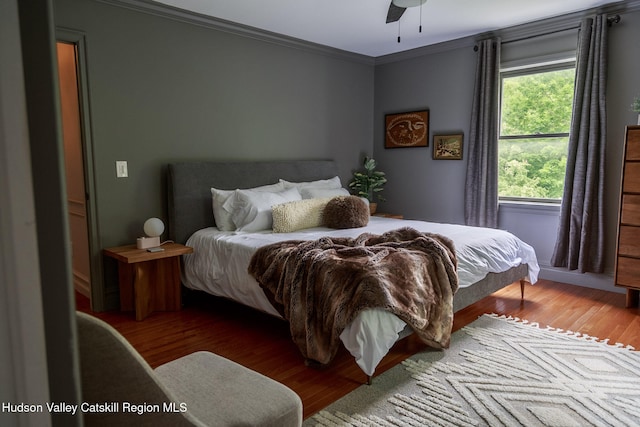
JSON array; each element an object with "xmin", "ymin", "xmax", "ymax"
[{"xmin": 386, "ymin": 0, "xmax": 427, "ymax": 23}]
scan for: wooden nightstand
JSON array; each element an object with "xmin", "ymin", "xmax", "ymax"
[{"xmin": 103, "ymin": 242, "xmax": 193, "ymax": 320}]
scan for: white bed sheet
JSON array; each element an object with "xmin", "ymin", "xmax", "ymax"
[{"xmin": 182, "ymin": 216, "xmax": 539, "ymax": 376}]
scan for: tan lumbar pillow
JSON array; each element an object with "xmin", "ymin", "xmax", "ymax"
[{"xmin": 272, "ymin": 198, "xmax": 332, "ymax": 233}]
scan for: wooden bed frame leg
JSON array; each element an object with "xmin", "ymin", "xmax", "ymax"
[
  {"xmin": 367, "ymin": 375, "xmax": 373, "ymax": 385},
  {"xmin": 520, "ymin": 279, "xmax": 526, "ymax": 300}
]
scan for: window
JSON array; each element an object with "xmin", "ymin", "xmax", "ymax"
[{"xmin": 498, "ymin": 63, "xmax": 575, "ymax": 202}]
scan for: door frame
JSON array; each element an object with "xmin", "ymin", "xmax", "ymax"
[{"xmin": 56, "ymin": 28, "xmax": 104, "ymax": 311}]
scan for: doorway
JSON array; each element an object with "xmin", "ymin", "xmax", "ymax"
[
  {"xmin": 55, "ymin": 34, "xmax": 103, "ymax": 310},
  {"xmin": 57, "ymin": 41, "xmax": 91, "ymax": 298}
]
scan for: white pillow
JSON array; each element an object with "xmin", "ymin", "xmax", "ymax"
[
  {"xmin": 211, "ymin": 182, "xmax": 284, "ymax": 231},
  {"xmin": 226, "ymin": 187, "xmax": 302, "ymax": 232},
  {"xmin": 279, "ymin": 176, "xmax": 342, "ymax": 191},
  {"xmin": 272, "ymin": 198, "xmax": 332, "ymax": 233},
  {"xmin": 300, "ymin": 187, "xmax": 349, "ymax": 199}
]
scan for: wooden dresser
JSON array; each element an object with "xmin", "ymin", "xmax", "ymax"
[{"xmin": 615, "ymin": 125, "xmax": 640, "ymax": 307}]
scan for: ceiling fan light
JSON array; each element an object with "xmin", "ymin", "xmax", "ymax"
[{"xmin": 392, "ymin": 0, "xmax": 427, "ymax": 8}]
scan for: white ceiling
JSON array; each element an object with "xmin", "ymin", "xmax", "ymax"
[{"xmin": 153, "ymin": 0, "xmax": 622, "ymax": 57}]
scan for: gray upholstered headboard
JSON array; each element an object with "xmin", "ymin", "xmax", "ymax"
[{"xmin": 167, "ymin": 159, "xmax": 340, "ymax": 244}]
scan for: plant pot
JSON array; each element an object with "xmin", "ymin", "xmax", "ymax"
[{"xmin": 369, "ymin": 202, "xmax": 377, "ymax": 215}]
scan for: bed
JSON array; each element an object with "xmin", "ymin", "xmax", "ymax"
[{"xmin": 167, "ymin": 159, "xmax": 539, "ymax": 382}]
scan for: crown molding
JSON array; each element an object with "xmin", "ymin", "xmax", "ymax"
[
  {"xmin": 495, "ymin": 0, "xmax": 637, "ymax": 45},
  {"xmin": 96, "ymin": 0, "xmax": 376, "ymax": 65},
  {"xmin": 96, "ymin": 0, "xmax": 640, "ymax": 66},
  {"xmin": 375, "ymin": 0, "xmax": 640, "ymax": 65},
  {"xmin": 374, "ymin": 36, "xmax": 476, "ymax": 65}
]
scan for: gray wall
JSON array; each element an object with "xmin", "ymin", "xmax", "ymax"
[
  {"xmin": 53, "ymin": 0, "xmax": 375, "ymax": 307},
  {"xmin": 53, "ymin": 0, "xmax": 640, "ymax": 305},
  {"xmin": 374, "ymin": 5, "xmax": 640, "ymax": 292},
  {"xmin": 374, "ymin": 43, "xmax": 476, "ymax": 224}
]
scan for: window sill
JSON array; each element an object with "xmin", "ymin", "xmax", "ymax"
[{"xmin": 499, "ymin": 200, "xmax": 561, "ymax": 215}]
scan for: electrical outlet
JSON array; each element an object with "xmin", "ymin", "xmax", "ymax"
[{"xmin": 116, "ymin": 161, "xmax": 128, "ymax": 178}]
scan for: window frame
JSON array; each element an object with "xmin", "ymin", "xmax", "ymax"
[{"xmin": 497, "ymin": 59, "xmax": 576, "ymax": 204}]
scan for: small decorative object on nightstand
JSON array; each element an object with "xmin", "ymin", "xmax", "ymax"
[
  {"xmin": 136, "ymin": 217, "xmax": 165, "ymax": 249},
  {"xmin": 103, "ymin": 242, "xmax": 193, "ymax": 320}
]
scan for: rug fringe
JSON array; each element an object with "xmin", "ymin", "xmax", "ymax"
[
  {"xmin": 310, "ymin": 313, "xmax": 639, "ymax": 427},
  {"xmin": 484, "ymin": 313, "xmax": 636, "ymax": 351}
]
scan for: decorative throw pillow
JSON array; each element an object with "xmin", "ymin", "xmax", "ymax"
[
  {"xmin": 300, "ymin": 187, "xmax": 349, "ymax": 199},
  {"xmin": 272, "ymin": 198, "xmax": 332, "ymax": 233},
  {"xmin": 323, "ymin": 196, "xmax": 369, "ymax": 229},
  {"xmin": 279, "ymin": 176, "xmax": 342, "ymax": 191},
  {"xmin": 226, "ymin": 187, "xmax": 302, "ymax": 232},
  {"xmin": 211, "ymin": 182, "xmax": 284, "ymax": 231}
]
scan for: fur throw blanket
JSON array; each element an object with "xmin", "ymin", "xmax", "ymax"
[{"xmin": 248, "ymin": 227, "xmax": 458, "ymax": 366}]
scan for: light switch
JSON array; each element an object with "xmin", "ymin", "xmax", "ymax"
[{"xmin": 116, "ymin": 161, "xmax": 128, "ymax": 178}]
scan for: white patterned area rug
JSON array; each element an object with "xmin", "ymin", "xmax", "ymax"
[{"xmin": 306, "ymin": 314, "xmax": 640, "ymax": 427}]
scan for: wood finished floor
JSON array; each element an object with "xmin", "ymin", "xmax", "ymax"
[{"xmin": 76, "ymin": 279, "xmax": 640, "ymax": 420}]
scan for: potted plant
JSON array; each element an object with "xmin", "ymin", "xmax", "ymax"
[
  {"xmin": 349, "ymin": 156, "xmax": 387, "ymax": 214},
  {"xmin": 632, "ymin": 96, "xmax": 640, "ymax": 125}
]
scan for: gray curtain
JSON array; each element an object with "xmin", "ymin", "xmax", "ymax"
[
  {"xmin": 551, "ymin": 15, "xmax": 608, "ymax": 273},
  {"xmin": 464, "ymin": 38, "xmax": 501, "ymax": 228}
]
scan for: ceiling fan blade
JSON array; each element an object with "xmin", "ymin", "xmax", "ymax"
[{"xmin": 386, "ymin": 2, "xmax": 406, "ymax": 23}]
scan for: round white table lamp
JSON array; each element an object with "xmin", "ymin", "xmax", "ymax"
[{"xmin": 136, "ymin": 217, "xmax": 164, "ymax": 249}]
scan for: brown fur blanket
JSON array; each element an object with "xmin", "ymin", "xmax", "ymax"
[{"xmin": 248, "ymin": 227, "xmax": 458, "ymax": 366}]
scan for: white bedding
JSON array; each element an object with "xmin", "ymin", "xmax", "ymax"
[{"xmin": 182, "ymin": 216, "xmax": 539, "ymax": 376}]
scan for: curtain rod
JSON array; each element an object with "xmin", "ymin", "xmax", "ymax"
[
  {"xmin": 474, "ymin": 14, "xmax": 621, "ymax": 51},
  {"xmin": 607, "ymin": 14, "xmax": 621, "ymax": 25}
]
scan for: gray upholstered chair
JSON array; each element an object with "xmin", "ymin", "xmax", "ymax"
[{"xmin": 76, "ymin": 311, "xmax": 303, "ymax": 426}]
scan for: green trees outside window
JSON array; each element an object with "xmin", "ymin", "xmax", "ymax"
[{"xmin": 498, "ymin": 65, "xmax": 575, "ymax": 201}]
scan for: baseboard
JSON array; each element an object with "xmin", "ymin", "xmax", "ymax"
[
  {"xmin": 538, "ymin": 265, "xmax": 622, "ymax": 294},
  {"xmin": 73, "ymin": 271, "xmax": 90, "ymax": 298}
]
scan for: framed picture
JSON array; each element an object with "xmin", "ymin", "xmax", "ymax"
[
  {"xmin": 384, "ymin": 110, "xmax": 429, "ymax": 148},
  {"xmin": 433, "ymin": 134, "xmax": 463, "ymax": 160}
]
